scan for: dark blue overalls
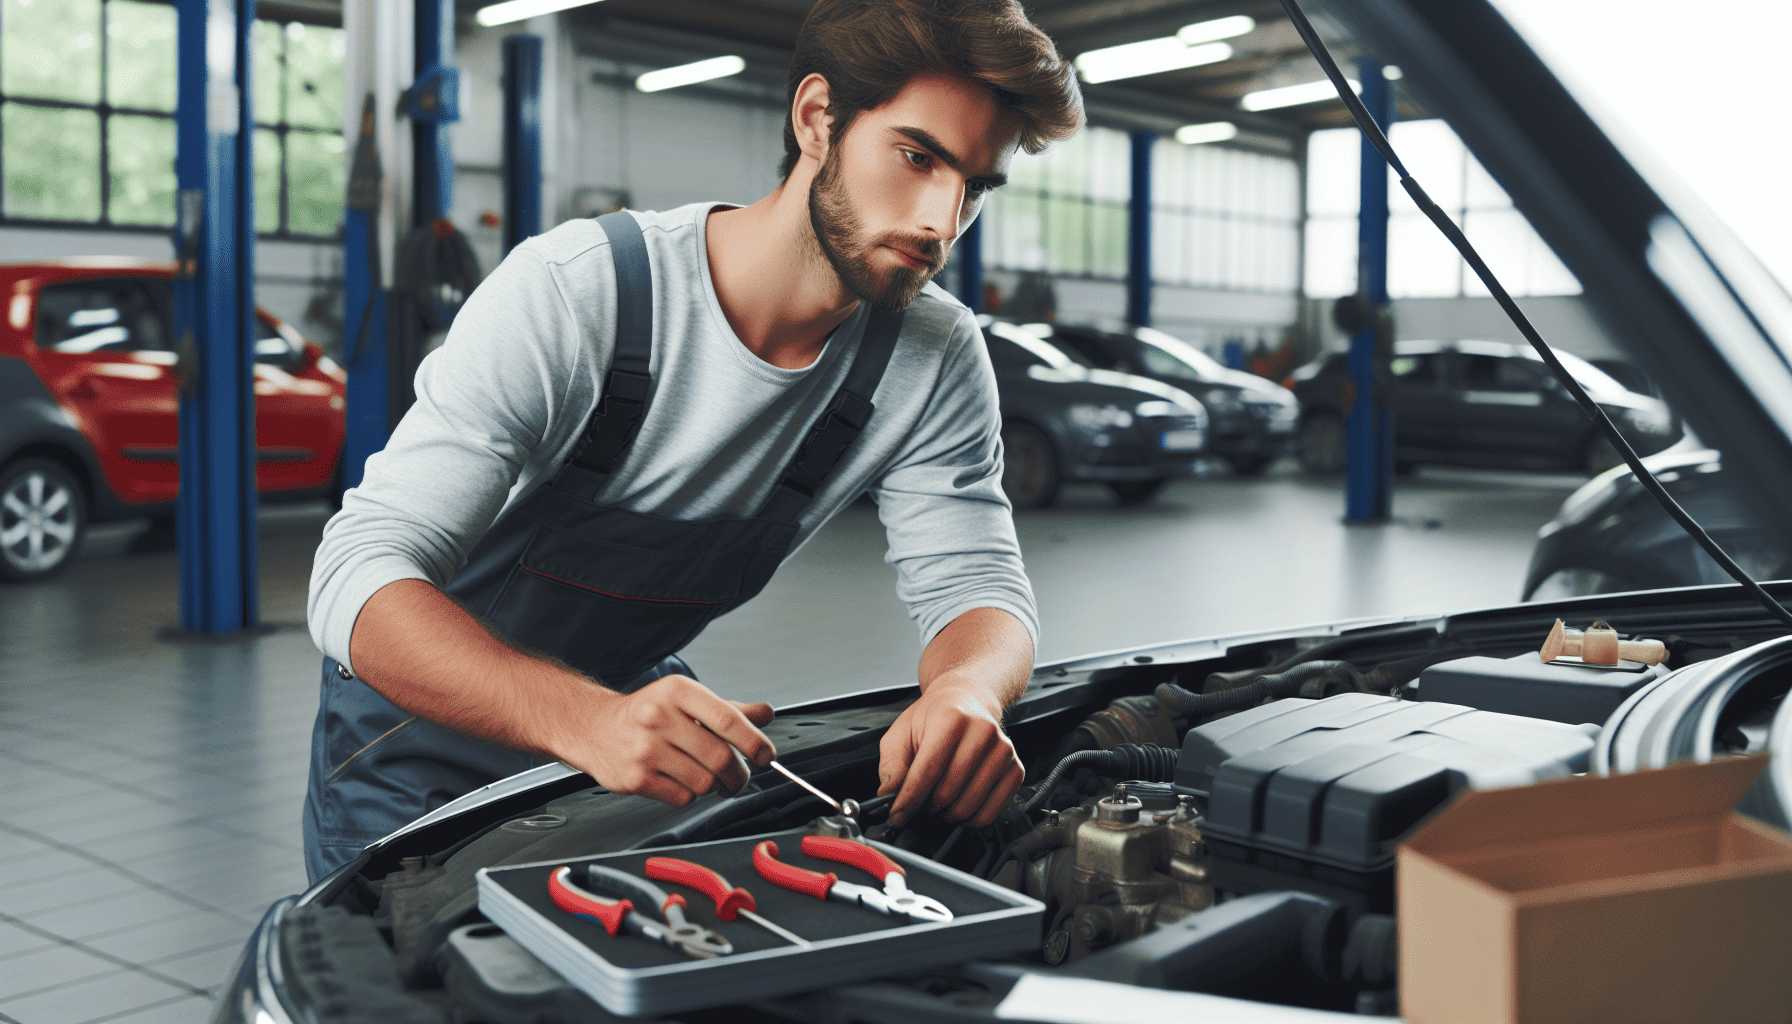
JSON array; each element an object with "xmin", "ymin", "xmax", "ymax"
[{"xmin": 302, "ymin": 212, "xmax": 903, "ymax": 882}]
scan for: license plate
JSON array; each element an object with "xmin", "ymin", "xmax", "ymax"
[{"xmin": 1160, "ymin": 429, "xmax": 1204, "ymax": 451}]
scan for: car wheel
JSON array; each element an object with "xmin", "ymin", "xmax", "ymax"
[
  {"xmin": 1224, "ymin": 454, "xmax": 1274, "ymax": 477},
  {"xmin": 1580, "ymin": 434, "xmax": 1622, "ymax": 477},
  {"xmin": 1298, "ymin": 412, "xmax": 1347, "ymax": 475},
  {"xmin": 0, "ymin": 458, "xmax": 87, "ymax": 582},
  {"xmin": 1001, "ymin": 422, "xmax": 1060, "ymax": 510},
  {"xmin": 1108, "ymin": 478, "xmax": 1169, "ymax": 506}
]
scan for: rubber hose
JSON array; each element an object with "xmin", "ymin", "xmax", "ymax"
[
  {"xmin": 1156, "ymin": 660, "xmax": 1366, "ymax": 721},
  {"xmin": 1018, "ymin": 743, "xmax": 1180, "ymax": 816}
]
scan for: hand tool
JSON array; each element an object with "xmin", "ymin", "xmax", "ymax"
[
  {"xmin": 768, "ymin": 760, "xmax": 861, "ymax": 820},
  {"xmin": 752, "ymin": 840, "xmax": 952, "ymax": 924},
  {"xmin": 548, "ymin": 866, "xmax": 727, "ymax": 960},
  {"xmin": 799, "ymin": 834, "xmax": 953, "ymax": 922},
  {"xmin": 644, "ymin": 856, "xmax": 812, "ymax": 948},
  {"xmin": 572, "ymin": 864, "xmax": 734, "ymax": 958}
]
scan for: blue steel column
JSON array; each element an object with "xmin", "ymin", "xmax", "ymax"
[
  {"xmin": 340, "ymin": 100, "xmax": 387, "ymax": 492},
  {"xmin": 174, "ymin": 0, "xmax": 258, "ymax": 633},
  {"xmin": 1127, "ymin": 130, "xmax": 1154, "ymax": 327},
  {"xmin": 412, "ymin": 0, "xmax": 455, "ymax": 224},
  {"xmin": 1346, "ymin": 58, "xmax": 1394, "ymax": 522},
  {"xmin": 956, "ymin": 215, "xmax": 984, "ymax": 313},
  {"xmin": 503, "ymin": 35, "xmax": 543, "ymax": 254}
]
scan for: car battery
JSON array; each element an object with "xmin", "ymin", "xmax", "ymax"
[
  {"xmin": 477, "ymin": 827, "xmax": 1042, "ymax": 1017},
  {"xmin": 1417, "ymin": 651, "xmax": 1670, "ymax": 725}
]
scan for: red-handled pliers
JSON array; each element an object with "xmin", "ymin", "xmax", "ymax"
[
  {"xmin": 644, "ymin": 856, "xmax": 812, "ymax": 948},
  {"xmin": 545, "ymin": 866, "xmax": 732, "ymax": 959},
  {"xmin": 753, "ymin": 839, "xmax": 953, "ymax": 924}
]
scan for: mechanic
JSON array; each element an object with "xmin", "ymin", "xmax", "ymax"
[{"xmin": 300, "ymin": 0, "xmax": 1085, "ymax": 882}]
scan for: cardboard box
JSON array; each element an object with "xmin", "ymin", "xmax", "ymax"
[{"xmin": 1399, "ymin": 755, "xmax": 1792, "ymax": 1024}]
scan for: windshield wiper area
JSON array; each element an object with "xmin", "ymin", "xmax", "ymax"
[{"xmin": 1278, "ymin": 0, "xmax": 1792, "ymax": 630}]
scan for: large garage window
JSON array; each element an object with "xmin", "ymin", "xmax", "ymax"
[
  {"xmin": 0, "ymin": 0, "xmax": 343, "ymax": 238},
  {"xmin": 1151, "ymin": 139, "xmax": 1301, "ymax": 293},
  {"xmin": 1303, "ymin": 120, "xmax": 1580, "ymax": 299},
  {"xmin": 982, "ymin": 125, "xmax": 1131, "ymax": 279}
]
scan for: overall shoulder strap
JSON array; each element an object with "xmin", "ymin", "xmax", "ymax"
[
  {"xmin": 556, "ymin": 211, "xmax": 653, "ymax": 499},
  {"xmin": 759, "ymin": 307, "xmax": 905, "ymax": 523}
]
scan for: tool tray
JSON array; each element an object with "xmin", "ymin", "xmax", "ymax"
[{"xmin": 476, "ymin": 827, "xmax": 1043, "ymax": 1017}]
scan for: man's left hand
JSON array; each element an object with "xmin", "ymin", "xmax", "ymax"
[{"xmin": 877, "ymin": 676, "xmax": 1024, "ymax": 829}]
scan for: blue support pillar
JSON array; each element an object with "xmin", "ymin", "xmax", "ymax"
[
  {"xmin": 173, "ymin": 0, "xmax": 258, "ymax": 634},
  {"xmin": 1127, "ymin": 130, "xmax": 1154, "ymax": 327},
  {"xmin": 1346, "ymin": 58, "xmax": 1395, "ymax": 522},
  {"xmin": 503, "ymin": 35, "xmax": 543, "ymax": 254},
  {"xmin": 956, "ymin": 215, "xmax": 983, "ymax": 313},
  {"xmin": 340, "ymin": 96, "xmax": 387, "ymax": 492},
  {"xmin": 412, "ymin": 0, "xmax": 456, "ymax": 225}
]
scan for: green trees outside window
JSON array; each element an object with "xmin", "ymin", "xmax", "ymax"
[{"xmin": 0, "ymin": 0, "xmax": 343, "ymax": 239}]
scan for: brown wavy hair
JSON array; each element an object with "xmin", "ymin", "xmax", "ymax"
[{"xmin": 779, "ymin": 0, "xmax": 1084, "ymax": 179}]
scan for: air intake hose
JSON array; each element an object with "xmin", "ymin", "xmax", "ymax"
[
  {"xmin": 1155, "ymin": 659, "xmax": 1367, "ymax": 721},
  {"xmin": 1019, "ymin": 742, "xmax": 1180, "ymax": 815}
]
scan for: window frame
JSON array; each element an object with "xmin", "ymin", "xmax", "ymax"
[{"xmin": 0, "ymin": 0, "xmax": 342, "ymax": 240}]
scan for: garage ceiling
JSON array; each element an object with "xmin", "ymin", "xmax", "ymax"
[{"xmin": 286, "ymin": 0, "xmax": 1428, "ymax": 147}]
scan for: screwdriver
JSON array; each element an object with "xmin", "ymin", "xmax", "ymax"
[
  {"xmin": 769, "ymin": 760, "xmax": 860, "ymax": 819},
  {"xmin": 644, "ymin": 856, "xmax": 812, "ymax": 948}
]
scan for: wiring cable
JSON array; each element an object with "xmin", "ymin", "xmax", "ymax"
[{"xmin": 1278, "ymin": 0, "xmax": 1792, "ymax": 630}]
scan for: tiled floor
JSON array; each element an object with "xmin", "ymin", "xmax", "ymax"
[{"xmin": 0, "ymin": 465, "xmax": 1582, "ymax": 1021}]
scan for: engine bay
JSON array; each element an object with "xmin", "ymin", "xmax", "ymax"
[{"xmin": 273, "ymin": 596, "xmax": 1792, "ymax": 1023}]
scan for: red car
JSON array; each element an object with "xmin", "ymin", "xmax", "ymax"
[{"xmin": 0, "ymin": 260, "xmax": 346, "ymax": 581}]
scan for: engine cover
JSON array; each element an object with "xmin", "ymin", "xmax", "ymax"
[{"xmin": 1175, "ymin": 694, "xmax": 1597, "ymax": 910}]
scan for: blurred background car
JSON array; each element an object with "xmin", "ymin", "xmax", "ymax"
[
  {"xmin": 1040, "ymin": 324, "xmax": 1300, "ymax": 476},
  {"xmin": 981, "ymin": 319, "xmax": 1208, "ymax": 508},
  {"xmin": 1524, "ymin": 440, "xmax": 1788, "ymax": 600},
  {"xmin": 1286, "ymin": 339, "xmax": 1680, "ymax": 476},
  {"xmin": 0, "ymin": 261, "xmax": 346, "ymax": 582}
]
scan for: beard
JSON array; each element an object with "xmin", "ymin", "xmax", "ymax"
[{"xmin": 807, "ymin": 149, "xmax": 946, "ymax": 313}]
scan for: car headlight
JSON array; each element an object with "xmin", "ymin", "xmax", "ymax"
[
  {"xmin": 1133, "ymin": 400, "xmax": 1184, "ymax": 419},
  {"xmin": 1203, "ymin": 388, "xmax": 1242, "ymax": 414},
  {"xmin": 1069, "ymin": 403, "xmax": 1134, "ymax": 430},
  {"xmin": 1621, "ymin": 406, "xmax": 1674, "ymax": 435}
]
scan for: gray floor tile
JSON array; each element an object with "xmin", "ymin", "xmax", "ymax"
[
  {"xmin": 0, "ymin": 924, "xmax": 56, "ymax": 961},
  {"xmin": 139, "ymin": 942, "xmax": 243, "ymax": 989},
  {"xmin": 17, "ymin": 890, "xmax": 210, "ymax": 941},
  {"xmin": 35, "ymin": 808, "xmax": 208, "ymax": 849},
  {"xmin": 0, "ymin": 833, "xmax": 53, "ymax": 863},
  {"xmin": 0, "ymin": 870, "xmax": 139, "ymax": 919},
  {"xmin": 66, "ymin": 826, "xmax": 234, "ymax": 864},
  {"xmin": 0, "ymin": 969, "xmax": 190, "ymax": 1024},
  {"xmin": 80, "ymin": 911, "xmax": 249, "ymax": 965},
  {"xmin": 0, "ymin": 792, "xmax": 164, "ymax": 833},
  {"xmin": 0, "ymin": 945, "xmax": 120, "ymax": 1001},
  {"xmin": 0, "ymin": 851, "xmax": 92, "ymax": 891},
  {"xmin": 86, "ymin": 994, "xmax": 216, "ymax": 1024}
]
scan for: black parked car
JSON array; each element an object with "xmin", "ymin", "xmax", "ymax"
[
  {"xmin": 1044, "ymin": 324, "xmax": 1300, "ymax": 476},
  {"xmin": 1286, "ymin": 339, "xmax": 1680, "ymax": 476},
  {"xmin": 1524, "ymin": 440, "xmax": 1788, "ymax": 600},
  {"xmin": 214, "ymin": 0, "xmax": 1792, "ymax": 1020},
  {"xmin": 981, "ymin": 319, "xmax": 1209, "ymax": 508}
]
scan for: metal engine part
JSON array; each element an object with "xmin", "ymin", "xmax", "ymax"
[{"xmin": 994, "ymin": 785, "xmax": 1212, "ymax": 964}]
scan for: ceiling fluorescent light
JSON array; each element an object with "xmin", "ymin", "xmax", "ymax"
[
  {"xmin": 1175, "ymin": 121, "xmax": 1238, "ymax": 145},
  {"xmin": 1177, "ymin": 15, "xmax": 1255, "ymax": 45},
  {"xmin": 636, "ymin": 55, "xmax": 747, "ymax": 93},
  {"xmin": 1382, "ymin": 65, "xmax": 1404, "ymax": 80},
  {"xmin": 1075, "ymin": 38, "xmax": 1231, "ymax": 85},
  {"xmin": 1240, "ymin": 78, "xmax": 1360, "ymax": 111},
  {"xmin": 475, "ymin": 0, "xmax": 603, "ymax": 28}
]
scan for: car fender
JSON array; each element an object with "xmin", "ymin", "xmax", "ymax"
[{"xmin": 0, "ymin": 355, "xmax": 131, "ymax": 521}]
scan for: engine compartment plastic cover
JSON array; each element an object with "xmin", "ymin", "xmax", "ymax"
[{"xmin": 1177, "ymin": 694, "xmax": 1598, "ymax": 872}]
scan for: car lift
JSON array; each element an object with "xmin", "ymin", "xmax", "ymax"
[{"xmin": 1346, "ymin": 58, "xmax": 1396, "ymax": 522}]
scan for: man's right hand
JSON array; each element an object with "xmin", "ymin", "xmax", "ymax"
[{"xmin": 555, "ymin": 674, "xmax": 777, "ymax": 806}]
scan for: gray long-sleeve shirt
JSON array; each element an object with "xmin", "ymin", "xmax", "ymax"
[{"xmin": 308, "ymin": 203, "xmax": 1037, "ymax": 675}]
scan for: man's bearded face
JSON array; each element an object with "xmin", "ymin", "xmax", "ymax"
[{"xmin": 808, "ymin": 143, "xmax": 947, "ymax": 313}]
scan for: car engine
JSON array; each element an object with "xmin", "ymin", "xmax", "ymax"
[{"xmin": 252, "ymin": 598, "xmax": 1792, "ymax": 1024}]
